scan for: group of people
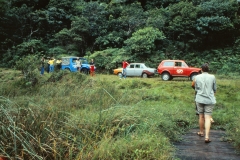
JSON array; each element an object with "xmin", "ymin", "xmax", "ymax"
[
  {"xmin": 40, "ymin": 57, "xmax": 62, "ymax": 75},
  {"xmin": 192, "ymin": 62, "xmax": 217, "ymax": 143},
  {"xmin": 40, "ymin": 57, "xmax": 95, "ymax": 76}
]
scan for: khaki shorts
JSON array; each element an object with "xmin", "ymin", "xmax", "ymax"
[{"xmin": 196, "ymin": 103, "xmax": 214, "ymax": 115}]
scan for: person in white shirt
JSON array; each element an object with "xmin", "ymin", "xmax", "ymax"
[
  {"xmin": 194, "ymin": 63, "xmax": 217, "ymax": 143},
  {"xmin": 76, "ymin": 58, "xmax": 82, "ymax": 72}
]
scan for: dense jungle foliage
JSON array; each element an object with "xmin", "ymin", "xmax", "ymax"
[{"xmin": 0, "ymin": 0, "xmax": 240, "ymax": 73}]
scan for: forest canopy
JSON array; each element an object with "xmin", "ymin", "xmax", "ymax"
[{"xmin": 0, "ymin": 0, "xmax": 240, "ymax": 73}]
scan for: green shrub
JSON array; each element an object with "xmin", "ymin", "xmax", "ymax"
[{"xmin": 217, "ymin": 57, "xmax": 240, "ymax": 75}]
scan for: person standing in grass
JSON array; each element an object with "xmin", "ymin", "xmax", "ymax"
[
  {"xmin": 46, "ymin": 57, "xmax": 50, "ymax": 73},
  {"xmin": 90, "ymin": 59, "xmax": 95, "ymax": 76},
  {"xmin": 76, "ymin": 58, "xmax": 82, "ymax": 72},
  {"xmin": 194, "ymin": 63, "xmax": 217, "ymax": 143},
  {"xmin": 48, "ymin": 57, "xmax": 55, "ymax": 72},
  {"xmin": 56, "ymin": 58, "xmax": 62, "ymax": 71},
  {"xmin": 121, "ymin": 60, "xmax": 129, "ymax": 79},
  {"xmin": 40, "ymin": 57, "xmax": 45, "ymax": 75}
]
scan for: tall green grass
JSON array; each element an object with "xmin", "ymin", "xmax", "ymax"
[{"xmin": 0, "ymin": 71, "xmax": 239, "ymax": 159}]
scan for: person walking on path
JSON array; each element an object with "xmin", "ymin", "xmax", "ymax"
[
  {"xmin": 90, "ymin": 59, "xmax": 95, "ymax": 76},
  {"xmin": 194, "ymin": 63, "xmax": 217, "ymax": 143},
  {"xmin": 192, "ymin": 64, "xmax": 214, "ymax": 123},
  {"xmin": 40, "ymin": 57, "xmax": 45, "ymax": 75},
  {"xmin": 121, "ymin": 60, "xmax": 129, "ymax": 79}
]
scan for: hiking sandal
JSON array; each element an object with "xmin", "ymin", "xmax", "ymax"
[
  {"xmin": 205, "ymin": 138, "xmax": 211, "ymax": 143},
  {"xmin": 197, "ymin": 132, "xmax": 204, "ymax": 137}
]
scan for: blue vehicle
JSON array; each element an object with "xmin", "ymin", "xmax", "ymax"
[{"xmin": 61, "ymin": 56, "xmax": 91, "ymax": 74}]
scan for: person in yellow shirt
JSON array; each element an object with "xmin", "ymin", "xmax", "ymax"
[{"xmin": 48, "ymin": 57, "xmax": 55, "ymax": 72}]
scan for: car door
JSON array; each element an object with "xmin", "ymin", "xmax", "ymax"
[
  {"xmin": 162, "ymin": 61, "xmax": 175, "ymax": 74},
  {"xmin": 173, "ymin": 61, "xmax": 185, "ymax": 76},
  {"xmin": 126, "ymin": 64, "xmax": 135, "ymax": 76},
  {"xmin": 181, "ymin": 61, "xmax": 191, "ymax": 76},
  {"xmin": 134, "ymin": 64, "xmax": 142, "ymax": 76},
  {"xmin": 71, "ymin": 58, "xmax": 78, "ymax": 72}
]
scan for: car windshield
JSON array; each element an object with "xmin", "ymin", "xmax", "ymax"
[{"xmin": 62, "ymin": 58, "xmax": 70, "ymax": 65}]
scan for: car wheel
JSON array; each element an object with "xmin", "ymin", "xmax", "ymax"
[
  {"xmin": 190, "ymin": 73, "xmax": 198, "ymax": 81},
  {"xmin": 142, "ymin": 73, "xmax": 148, "ymax": 78},
  {"xmin": 81, "ymin": 68, "xmax": 88, "ymax": 74},
  {"xmin": 161, "ymin": 72, "xmax": 170, "ymax": 81},
  {"xmin": 118, "ymin": 72, "xmax": 122, "ymax": 78}
]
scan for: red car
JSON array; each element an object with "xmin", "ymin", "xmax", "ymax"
[{"xmin": 157, "ymin": 60, "xmax": 201, "ymax": 81}]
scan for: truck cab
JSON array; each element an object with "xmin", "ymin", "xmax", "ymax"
[{"xmin": 61, "ymin": 56, "xmax": 91, "ymax": 74}]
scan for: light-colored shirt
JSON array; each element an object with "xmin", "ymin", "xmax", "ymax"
[
  {"xmin": 48, "ymin": 59, "xmax": 55, "ymax": 65},
  {"xmin": 76, "ymin": 60, "xmax": 81, "ymax": 67},
  {"xmin": 56, "ymin": 60, "xmax": 62, "ymax": 64},
  {"xmin": 195, "ymin": 72, "xmax": 217, "ymax": 104}
]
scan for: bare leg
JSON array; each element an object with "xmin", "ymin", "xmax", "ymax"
[
  {"xmin": 204, "ymin": 115, "xmax": 211, "ymax": 139},
  {"xmin": 199, "ymin": 114, "xmax": 204, "ymax": 134}
]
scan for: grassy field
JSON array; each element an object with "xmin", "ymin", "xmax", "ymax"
[{"xmin": 0, "ymin": 68, "xmax": 240, "ymax": 159}]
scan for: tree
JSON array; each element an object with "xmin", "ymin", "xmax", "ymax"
[
  {"xmin": 146, "ymin": 8, "xmax": 168, "ymax": 30},
  {"xmin": 144, "ymin": 0, "xmax": 179, "ymax": 9},
  {"xmin": 196, "ymin": 0, "xmax": 239, "ymax": 48},
  {"xmin": 116, "ymin": 2, "xmax": 146, "ymax": 36},
  {"xmin": 95, "ymin": 2, "xmax": 146, "ymax": 50},
  {"xmin": 15, "ymin": 54, "xmax": 39, "ymax": 86},
  {"xmin": 124, "ymin": 27, "xmax": 166, "ymax": 57},
  {"xmin": 0, "ymin": 0, "xmax": 8, "ymax": 14},
  {"xmin": 89, "ymin": 48, "xmax": 128, "ymax": 71},
  {"xmin": 1, "ymin": 0, "xmax": 81, "ymax": 60},
  {"xmin": 0, "ymin": 0, "xmax": 10, "ymax": 56},
  {"xmin": 166, "ymin": 1, "xmax": 199, "ymax": 51},
  {"xmin": 82, "ymin": 2, "xmax": 108, "ymax": 37},
  {"xmin": 70, "ymin": 16, "xmax": 91, "ymax": 55}
]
